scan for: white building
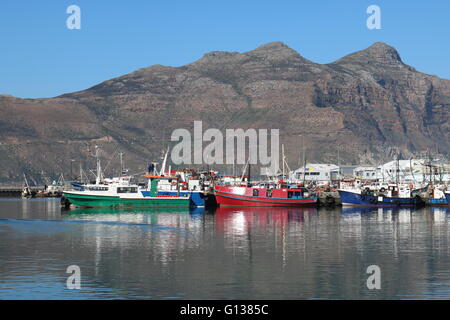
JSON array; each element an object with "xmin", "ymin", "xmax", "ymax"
[
  {"xmin": 377, "ymin": 159, "xmax": 425, "ymax": 182},
  {"xmin": 355, "ymin": 159, "xmax": 450, "ymax": 182},
  {"xmin": 289, "ymin": 160, "xmax": 450, "ymax": 184},
  {"xmin": 354, "ymin": 166, "xmax": 378, "ymax": 180},
  {"xmin": 290, "ymin": 163, "xmax": 339, "ymax": 183}
]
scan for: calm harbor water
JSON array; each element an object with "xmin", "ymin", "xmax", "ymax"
[{"xmin": 1, "ymin": 198, "xmax": 450, "ymax": 299}]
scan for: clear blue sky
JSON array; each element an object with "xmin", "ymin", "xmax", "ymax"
[{"xmin": 2, "ymin": 0, "xmax": 450, "ymax": 98}]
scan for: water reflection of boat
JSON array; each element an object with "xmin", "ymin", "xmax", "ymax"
[
  {"xmin": 215, "ymin": 206, "xmax": 317, "ymax": 215},
  {"xmin": 62, "ymin": 207, "xmax": 203, "ymax": 229},
  {"xmin": 430, "ymin": 207, "xmax": 448, "ymax": 224},
  {"xmin": 429, "ymin": 206, "xmax": 450, "ymax": 214},
  {"xmin": 341, "ymin": 206, "xmax": 377, "ymax": 215},
  {"xmin": 63, "ymin": 206, "xmax": 191, "ymax": 215},
  {"xmin": 341, "ymin": 205, "xmax": 423, "ymax": 215},
  {"xmin": 214, "ymin": 206, "xmax": 317, "ymax": 232},
  {"xmin": 429, "ymin": 206, "xmax": 450, "ymax": 221},
  {"xmin": 189, "ymin": 207, "xmax": 207, "ymax": 218}
]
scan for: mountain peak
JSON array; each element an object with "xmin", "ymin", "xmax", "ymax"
[
  {"xmin": 255, "ymin": 41, "xmax": 291, "ymax": 50},
  {"xmin": 333, "ymin": 42, "xmax": 405, "ymax": 68},
  {"xmin": 370, "ymin": 41, "xmax": 396, "ymax": 49},
  {"xmin": 251, "ymin": 41, "xmax": 301, "ymax": 57},
  {"xmin": 365, "ymin": 42, "xmax": 402, "ymax": 62},
  {"xmin": 246, "ymin": 41, "xmax": 314, "ymax": 66},
  {"xmin": 190, "ymin": 41, "xmax": 312, "ymax": 69}
]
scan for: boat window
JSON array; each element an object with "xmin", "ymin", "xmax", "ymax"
[
  {"xmin": 253, "ymin": 189, "xmax": 259, "ymax": 196},
  {"xmin": 288, "ymin": 191, "xmax": 293, "ymax": 198},
  {"xmin": 117, "ymin": 187, "xmax": 138, "ymax": 193},
  {"xmin": 88, "ymin": 186, "xmax": 109, "ymax": 191},
  {"xmin": 294, "ymin": 191, "xmax": 301, "ymax": 198},
  {"xmin": 266, "ymin": 190, "xmax": 272, "ymax": 197}
]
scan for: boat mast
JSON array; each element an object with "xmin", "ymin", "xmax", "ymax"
[
  {"xmin": 430, "ymin": 151, "xmax": 435, "ymax": 184},
  {"xmin": 79, "ymin": 163, "xmax": 83, "ymax": 183},
  {"xmin": 95, "ymin": 146, "xmax": 103, "ymax": 185},
  {"xmin": 119, "ymin": 152, "xmax": 124, "ymax": 176},
  {"xmin": 247, "ymin": 161, "xmax": 251, "ymax": 187},
  {"xmin": 23, "ymin": 173, "xmax": 30, "ymax": 189},
  {"xmin": 337, "ymin": 148, "xmax": 342, "ymax": 188},
  {"xmin": 159, "ymin": 146, "xmax": 169, "ymax": 176},
  {"xmin": 240, "ymin": 157, "xmax": 250, "ymax": 183},
  {"xmin": 232, "ymin": 156, "xmax": 235, "ymax": 178},
  {"xmin": 427, "ymin": 149, "xmax": 432, "ymax": 184},
  {"xmin": 396, "ymin": 155, "xmax": 399, "ymax": 185},
  {"xmin": 302, "ymin": 136, "xmax": 306, "ymax": 186},
  {"xmin": 282, "ymin": 144, "xmax": 285, "ymax": 181}
]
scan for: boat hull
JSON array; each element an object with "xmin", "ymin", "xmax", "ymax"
[
  {"xmin": 157, "ymin": 191, "xmax": 206, "ymax": 207},
  {"xmin": 63, "ymin": 192, "xmax": 190, "ymax": 208},
  {"xmin": 214, "ymin": 186, "xmax": 317, "ymax": 207},
  {"xmin": 338, "ymin": 190, "xmax": 423, "ymax": 207},
  {"xmin": 446, "ymin": 192, "xmax": 450, "ymax": 208},
  {"xmin": 426, "ymin": 198, "xmax": 449, "ymax": 207}
]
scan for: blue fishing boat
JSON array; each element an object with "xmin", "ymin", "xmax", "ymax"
[
  {"xmin": 150, "ymin": 148, "xmax": 214, "ymax": 208},
  {"xmin": 338, "ymin": 184, "xmax": 424, "ymax": 207},
  {"xmin": 427, "ymin": 198, "xmax": 448, "ymax": 206},
  {"xmin": 425, "ymin": 187, "xmax": 449, "ymax": 207},
  {"xmin": 154, "ymin": 174, "xmax": 214, "ymax": 208}
]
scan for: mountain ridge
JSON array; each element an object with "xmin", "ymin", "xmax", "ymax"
[{"xmin": 0, "ymin": 42, "xmax": 449, "ymax": 183}]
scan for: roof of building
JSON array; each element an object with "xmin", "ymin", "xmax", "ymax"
[
  {"xmin": 292, "ymin": 163, "xmax": 339, "ymax": 173},
  {"xmin": 379, "ymin": 159, "xmax": 425, "ymax": 169},
  {"xmin": 354, "ymin": 166, "xmax": 377, "ymax": 171}
]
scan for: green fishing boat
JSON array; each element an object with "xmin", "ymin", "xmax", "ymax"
[{"xmin": 63, "ymin": 176, "xmax": 189, "ymax": 209}]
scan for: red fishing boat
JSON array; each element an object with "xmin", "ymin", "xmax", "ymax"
[{"xmin": 214, "ymin": 184, "xmax": 317, "ymax": 207}]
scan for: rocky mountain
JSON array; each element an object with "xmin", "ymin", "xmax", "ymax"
[{"xmin": 0, "ymin": 42, "xmax": 449, "ymax": 183}]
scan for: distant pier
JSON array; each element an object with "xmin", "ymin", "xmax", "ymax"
[{"xmin": 0, "ymin": 186, "xmax": 41, "ymax": 197}]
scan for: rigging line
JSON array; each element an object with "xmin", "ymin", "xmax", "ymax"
[
  {"xmin": 410, "ymin": 158, "xmax": 418, "ymax": 183},
  {"xmin": 385, "ymin": 166, "xmax": 394, "ymax": 181},
  {"xmin": 398, "ymin": 160, "xmax": 408, "ymax": 181},
  {"xmin": 102, "ymin": 145, "xmax": 120, "ymax": 175},
  {"xmin": 128, "ymin": 170, "xmax": 148, "ymax": 177}
]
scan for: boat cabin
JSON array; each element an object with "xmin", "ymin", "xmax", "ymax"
[{"xmin": 249, "ymin": 186, "xmax": 311, "ymax": 199}]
